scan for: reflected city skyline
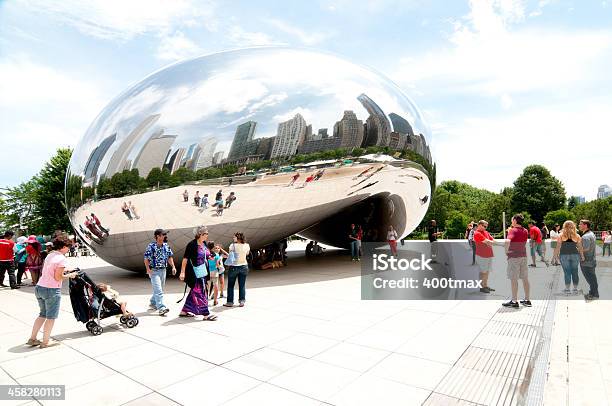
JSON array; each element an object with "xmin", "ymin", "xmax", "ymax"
[{"xmin": 66, "ymin": 47, "xmax": 434, "ymax": 271}]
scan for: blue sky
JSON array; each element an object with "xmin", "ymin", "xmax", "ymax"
[{"xmin": 0, "ymin": 0, "xmax": 610, "ymax": 199}]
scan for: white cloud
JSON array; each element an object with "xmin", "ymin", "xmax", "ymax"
[
  {"xmin": 156, "ymin": 31, "xmax": 204, "ymax": 61},
  {"xmin": 227, "ymin": 27, "xmax": 280, "ymax": 47},
  {"xmin": 394, "ymin": 0, "xmax": 612, "ymax": 97},
  {"xmin": 265, "ymin": 18, "xmax": 332, "ymax": 45},
  {"xmin": 273, "ymin": 107, "xmax": 313, "ymax": 123},
  {"xmin": 18, "ymin": 0, "xmax": 216, "ymax": 41},
  {"xmin": 433, "ymin": 100, "xmax": 611, "ymax": 200}
]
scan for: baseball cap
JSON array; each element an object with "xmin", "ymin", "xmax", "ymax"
[{"xmin": 154, "ymin": 229, "xmax": 168, "ymax": 236}]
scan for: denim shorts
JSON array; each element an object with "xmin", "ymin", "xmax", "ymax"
[{"xmin": 35, "ymin": 285, "xmax": 62, "ymax": 319}]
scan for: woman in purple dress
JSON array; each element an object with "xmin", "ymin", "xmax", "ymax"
[{"xmin": 178, "ymin": 226, "xmax": 217, "ymax": 320}]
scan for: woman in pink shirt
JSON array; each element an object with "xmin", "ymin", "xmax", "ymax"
[{"xmin": 27, "ymin": 234, "xmax": 77, "ymax": 348}]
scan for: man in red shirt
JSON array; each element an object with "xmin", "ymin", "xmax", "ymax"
[
  {"xmin": 473, "ymin": 220, "xmax": 495, "ymax": 293},
  {"xmin": 0, "ymin": 230, "xmax": 19, "ymax": 289},
  {"xmin": 503, "ymin": 214, "xmax": 530, "ymax": 308},
  {"xmin": 528, "ymin": 220, "xmax": 548, "ymax": 267}
]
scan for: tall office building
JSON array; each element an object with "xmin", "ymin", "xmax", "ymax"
[
  {"xmin": 597, "ymin": 185, "xmax": 612, "ymax": 199},
  {"xmin": 167, "ymin": 147, "xmax": 186, "ymax": 174},
  {"xmin": 84, "ymin": 133, "xmax": 116, "ymax": 182},
  {"xmin": 212, "ymin": 151, "xmax": 225, "ymax": 165},
  {"xmin": 192, "ymin": 137, "xmax": 218, "ymax": 170},
  {"xmin": 271, "ymin": 113, "xmax": 307, "ymax": 158},
  {"xmin": 132, "ymin": 130, "xmax": 177, "ymax": 178},
  {"xmin": 105, "ymin": 114, "xmax": 161, "ymax": 177},
  {"xmin": 389, "ymin": 113, "xmax": 415, "ymax": 137},
  {"xmin": 256, "ymin": 137, "xmax": 275, "ymax": 160},
  {"xmin": 228, "ymin": 121, "xmax": 257, "ymax": 159},
  {"xmin": 333, "ymin": 110, "xmax": 364, "ymax": 148},
  {"xmin": 357, "ymin": 94, "xmax": 391, "ymax": 147}
]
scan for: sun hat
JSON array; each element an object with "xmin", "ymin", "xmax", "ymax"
[
  {"xmin": 26, "ymin": 235, "xmax": 38, "ymax": 244},
  {"xmin": 16, "ymin": 236, "xmax": 27, "ymax": 244}
]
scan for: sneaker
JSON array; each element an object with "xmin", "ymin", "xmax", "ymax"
[
  {"xmin": 219, "ymin": 294, "xmax": 224, "ymax": 298},
  {"xmin": 502, "ymin": 300, "xmax": 519, "ymax": 308},
  {"xmin": 520, "ymin": 300, "xmax": 532, "ymax": 307},
  {"xmin": 11, "ymin": 286, "xmax": 20, "ymax": 289},
  {"xmin": 159, "ymin": 308, "xmax": 169, "ymax": 316},
  {"xmin": 572, "ymin": 288, "xmax": 579, "ymax": 294},
  {"xmin": 239, "ymin": 301, "xmax": 245, "ymax": 307},
  {"xmin": 26, "ymin": 338, "xmax": 41, "ymax": 346},
  {"xmin": 148, "ymin": 304, "xmax": 156, "ymax": 310},
  {"xmin": 480, "ymin": 287, "xmax": 491, "ymax": 293},
  {"xmin": 488, "ymin": 287, "xmax": 496, "ymax": 291},
  {"xmin": 585, "ymin": 294, "xmax": 599, "ymax": 300},
  {"xmin": 0, "ymin": 283, "xmax": 6, "ymax": 287},
  {"xmin": 528, "ymin": 264, "xmax": 536, "ymax": 268}
]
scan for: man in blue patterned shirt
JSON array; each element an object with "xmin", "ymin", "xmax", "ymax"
[{"xmin": 144, "ymin": 229, "xmax": 177, "ymax": 315}]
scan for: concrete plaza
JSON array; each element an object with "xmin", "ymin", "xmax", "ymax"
[{"xmin": 1, "ymin": 243, "xmax": 611, "ymax": 405}]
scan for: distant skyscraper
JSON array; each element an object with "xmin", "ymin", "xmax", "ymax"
[
  {"xmin": 576, "ymin": 196, "xmax": 586, "ymax": 204},
  {"xmin": 105, "ymin": 114, "xmax": 161, "ymax": 177},
  {"xmin": 597, "ymin": 185, "xmax": 612, "ymax": 199},
  {"xmin": 212, "ymin": 151, "xmax": 225, "ymax": 165},
  {"xmin": 256, "ymin": 137, "xmax": 275, "ymax": 160},
  {"xmin": 167, "ymin": 147, "xmax": 186, "ymax": 174},
  {"xmin": 297, "ymin": 137, "xmax": 342, "ymax": 155},
  {"xmin": 84, "ymin": 133, "xmax": 116, "ymax": 181},
  {"xmin": 357, "ymin": 94, "xmax": 391, "ymax": 147},
  {"xmin": 305, "ymin": 124, "xmax": 312, "ymax": 141},
  {"xmin": 333, "ymin": 110, "xmax": 364, "ymax": 148},
  {"xmin": 133, "ymin": 130, "xmax": 177, "ymax": 178},
  {"xmin": 228, "ymin": 121, "xmax": 257, "ymax": 159},
  {"xmin": 271, "ymin": 113, "xmax": 307, "ymax": 158},
  {"xmin": 192, "ymin": 137, "xmax": 218, "ymax": 170},
  {"xmin": 318, "ymin": 129, "xmax": 328, "ymax": 138},
  {"xmin": 389, "ymin": 113, "xmax": 415, "ymax": 137}
]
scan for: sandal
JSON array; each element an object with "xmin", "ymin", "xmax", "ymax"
[
  {"xmin": 213, "ymin": 301, "xmax": 218, "ymax": 306},
  {"xmin": 179, "ymin": 312, "xmax": 195, "ymax": 317},
  {"xmin": 202, "ymin": 314, "xmax": 217, "ymax": 321}
]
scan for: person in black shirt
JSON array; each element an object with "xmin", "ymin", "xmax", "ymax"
[{"xmin": 428, "ymin": 220, "xmax": 443, "ymax": 262}]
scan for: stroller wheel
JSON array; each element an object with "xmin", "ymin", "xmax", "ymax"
[
  {"xmin": 119, "ymin": 316, "xmax": 128, "ymax": 324},
  {"xmin": 85, "ymin": 321, "xmax": 97, "ymax": 331},
  {"xmin": 133, "ymin": 318, "xmax": 139, "ymax": 326},
  {"xmin": 126, "ymin": 318, "xmax": 137, "ymax": 328},
  {"xmin": 91, "ymin": 325, "xmax": 103, "ymax": 336}
]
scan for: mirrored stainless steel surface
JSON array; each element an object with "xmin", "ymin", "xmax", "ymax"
[{"xmin": 66, "ymin": 47, "xmax": 434, "ymax": 271}]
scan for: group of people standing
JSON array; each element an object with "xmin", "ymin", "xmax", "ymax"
[
  {"xmin": 143, "ymin": 227, "xmax": 251, "ymax": 319},
  {"xmin": 185, "ymin": 189, "xmax": 237, "ymax": 216},
  {"xmin": 466, "ymin": 215, "xmax": 600, "ymax": 307},
  {"xmin": 0, "ymin": 231, "xmax": 49, "ymax": 289}
]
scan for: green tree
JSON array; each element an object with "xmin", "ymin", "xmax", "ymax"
[
  {"xmin": 511, "ymin": 165, "xmax": 565, "ymax": 222},
  {"xmin": 0, "ymin": 180, "xmax": 38, "ymax": 232},
  {"xmin": 482, "ymin": 193, "xmax": 512, "ymax": 232},
  {"xmin": 567, "ymin": 196, "xmax": 581, "ymax": 210},
  {"xmin": 146, "ymin": 167, "xmax": 162, "ymax": 187},
  {"xmin": 32, "ymin": 148, "xmax": 72, "ymax": 233},
  {"xmin": 544, "ymin": 209, "xmax": 573, "ymax": 227},
  {"xmin": 572, "ymin": 197, "xmax": 612, "ymax": 230},
  {"xmin": 445, "ymin": 211, "xmax": 470, "ymax": 239}
]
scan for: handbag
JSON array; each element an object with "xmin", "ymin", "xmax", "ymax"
[
  {"xmin": 190, "ymin": 259, "xmax": 208, "ymax": 278},
  {"xmin": 225, "ymin": 243, "xmax": 238, "ymax": 266}
]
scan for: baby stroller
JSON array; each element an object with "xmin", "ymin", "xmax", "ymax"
[{"xmin": 68, "ymin": 269, "xmax": 139, "ymax": 335}]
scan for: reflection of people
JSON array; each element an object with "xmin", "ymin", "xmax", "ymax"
[
  {"xmin": 228, "ymin": 178, "xmax": 233, "ymax": 187},
  {"xmin": 503, "ymin": 214, "xmax": 531, "ymax": 308},
  {"xmin": 183, "ymin": 190, "xmax": 189, "ymax": 202},
  {"xmin": 128, "ymin": 201, "xmax": 140, "ymax": 220},
  {"xmin": 225, "ymin": 192, "xmax": 236, "ymax": 208},
  {"xmin": 144, "ymin": 229, "xmax": 176, "ymax": 316},
  {"xmin": 306, "ymin": 240, "xmax": 314, "ymax": 257},
  {"xmin": 91, "ymin": 213, "xmax": 109, "ymax": 234},
  {"xmin": 121, "ymin": 202, "xmax": 133, "ymax": 220},
  {"xmin": 215, "ymin": 202, "xmax": 224, "ymax": 216},
  {"xmin": 201, "ymin": 193, "xmax": 209, "ymax": 209},
  {"xmin": 288, "ymin": 173, "xmax": 300, "ymax": 186},
  {"xmin": 194, "ymin": 191, "xmax": 201, "ymax": 207}
]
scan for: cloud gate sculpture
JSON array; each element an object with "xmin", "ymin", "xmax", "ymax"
[{"xmin": 66, "ymin": 47, "xmax": 434, "ymax": 271}]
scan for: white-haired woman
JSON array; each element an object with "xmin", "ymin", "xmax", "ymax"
[
  {"xmin": 178, "ymin": 226, "xmax": 217, "ymax": 320},
  {"xmin": 552, "ymin": 220, "xmax": 584, "ymax": 294}
]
